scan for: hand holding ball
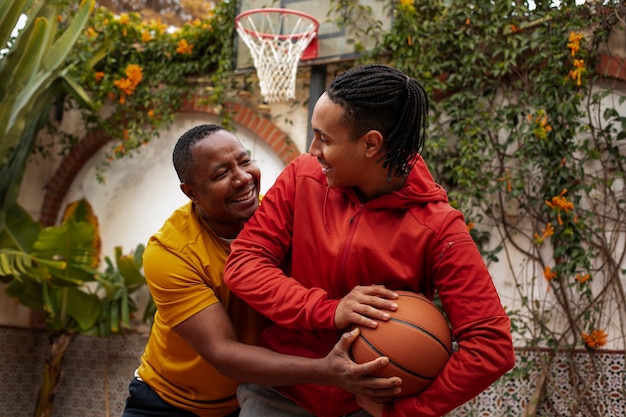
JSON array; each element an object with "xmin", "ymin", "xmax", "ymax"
[{"xmin": 350, "ymin": 291, "xmax": 452, "ymax": 397}]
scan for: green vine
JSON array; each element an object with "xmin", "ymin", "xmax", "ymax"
[
  {"xmin": 47, "ymin": 1, "xmax": 238, "ymax": 180},
  {"xmin": 356, "ymin": 1, "xmax": 625, "ymax": 414}
]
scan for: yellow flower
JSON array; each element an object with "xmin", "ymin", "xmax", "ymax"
[
  {"xmin": 150, "ymin": 19, "xmax": 168, "ymax": 35},
  {"xmin": 176, "ymin": 39, "xmax": 194, "ymax": 55},
  {"xmin": 398, "ymin": 0, "xmax": 416, "ymax": 13},
  {"xmin": 543, "ymin": 266, "xmax": 557, "ymax": 282},
  {"xmin": 119, "ymin": 13, "xmax": 129, "ymax": 25},
  {"xmin": 582, "ymin": 329, "xmax": 607, "ymax": 349}
]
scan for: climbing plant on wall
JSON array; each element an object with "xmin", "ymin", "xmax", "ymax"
[{"xmin": 357, "ymin": 1, "xmax": 625, "ymax": 415}]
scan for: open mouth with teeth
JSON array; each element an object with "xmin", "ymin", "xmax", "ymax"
[{"xmin": 231, "ymin": 187, "xmax": 256, "ymax": 204}]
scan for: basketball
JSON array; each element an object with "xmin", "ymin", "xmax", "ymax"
[{"xmin": 350, "ymin": 290, "xmax": 452, "ymax": 397}]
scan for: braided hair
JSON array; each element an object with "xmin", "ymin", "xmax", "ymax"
[
  {"xmin": 326, "ymin": 64, "xmax": 429, "ymax": 178},
  {"xmin": 173, "ymin": 123, "xmax": 225, "ymax": 183}
]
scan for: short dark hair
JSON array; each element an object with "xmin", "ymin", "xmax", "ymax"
[
  {"xmin": 326, "ymin": 64, "xmax": 429, "ymax": 177},
  {"xmin": 173, "ymin": 124, "xmax": 225, "ymax": 183}
]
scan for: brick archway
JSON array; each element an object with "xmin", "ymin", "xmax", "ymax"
[{"xmin": 39, "ymin": 100, "xmax": 301, "ymax": 226}]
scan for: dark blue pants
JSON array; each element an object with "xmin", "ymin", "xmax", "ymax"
[{"xmin": 122, "ymin": 377, "xmax": 240, "ymax": 417}]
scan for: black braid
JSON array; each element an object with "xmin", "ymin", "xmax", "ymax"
[
  {"xmin": 173, "ymin": 123, "xmax": 225, "ymax": 183},
  {"xmin": 326, "ymin": 64, "xmax": 429, "ymax": 177}
]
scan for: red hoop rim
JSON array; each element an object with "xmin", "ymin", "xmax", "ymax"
[{"xmin": 235, "ymin": 8, "xmax": 319, "ymax": 40}]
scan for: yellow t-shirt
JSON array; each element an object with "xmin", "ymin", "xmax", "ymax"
[{"xmin": 138, "ymin": 201, "xmax": 265, "ymax": 417}]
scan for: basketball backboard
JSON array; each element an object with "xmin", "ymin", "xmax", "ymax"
[{"xmin": 234, "ymin": 0, "xmax": 393, "ymax": 72}]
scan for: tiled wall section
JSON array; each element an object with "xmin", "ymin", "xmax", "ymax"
[
  {"xmin": 0, "ymin": 327, "xmax": 148, "ymax": 417},
  {"xmin": 0, "ymin": 326, "xmax": 624, "ymax": 417}
]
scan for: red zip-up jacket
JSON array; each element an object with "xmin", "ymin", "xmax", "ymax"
[{"xmin": 225, "ymin": 153, "xmax": 515, "ymax": 417}]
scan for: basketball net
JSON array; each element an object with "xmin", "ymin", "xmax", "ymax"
[{"xmin": 236, "ymin": 9, "xmax": 318, "ymax": 103}]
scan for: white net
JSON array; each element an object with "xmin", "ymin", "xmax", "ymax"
[{"xmin": 236, "ymin": 10, "xmax": 318, "ymax": 103}]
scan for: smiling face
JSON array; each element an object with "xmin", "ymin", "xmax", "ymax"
[
  {"xmin": 180, "ymin": 130, "xmax": 260, "ymax": 239},
  {"xmin": 309, "ymin": 93, "xmax": 392, "ymax": 201},
  {"xmin": 309, "ymin": 93, "xmax": 368, "ymax": 189}
]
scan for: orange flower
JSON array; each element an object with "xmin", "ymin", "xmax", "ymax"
[
  {"xmin": 545, "ymin": 189, "xmax": 574, "ymax": 212},
  {"xmin": 582, "ymin": 329, "xmax": 607, "ymax": 349},
  {"xmin": 94, "ymin": 71, "xmax": 104, "ymax": 82},
  {"xmin": 532, "ymin": 111, "xmax": 552, "ymax": 140},
  {"xmin": 543, "ymin": 266, "xmax": 556, "ymax": 281},
  {"xmin": 534, "ymin": 222, "xmax": 554, "ymax": 245},
  {"xmin": 114, "ymin": 77, "xmax": 136, "ymax": 96},
  {"xmin": 86, "ymin": 27, "xmax": 98, "ymax": 39},
  {"xmin": 466, "ymin": 221, "xmax": 475, "ymax": 231},
  {"xmin": 141, "ymin": 30, "xmax": 152, "ymax": 43},
  {"xmin": 575, "ymin": 273, "xmax": 590, "ymax": 284},
  {"xmin": 125, "ymin": 64, "xmax": 143, "ymax": 85},
  {"xmin": 176, "ymin": 39, "xmax": 194, "ymax": 55},
  {"xmin": 147, "ymin": 109, "xmax": 155, "ymax": 118},
  {"xmin": 568, "ymin": 59, "xmax": 585, "ymax": 87},
  {"xmin": 567, "ymin": 32, "xmax": 583, "ymax": 56},
  {"xmin": 113, "ymin": 64, "xmax": 143, "ymax": 98},
  {"xmin": 543, "ymin": 222, "xmax": 554, "ymax": 237}
]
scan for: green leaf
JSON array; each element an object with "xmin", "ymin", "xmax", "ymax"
[
  {"xmin": 0, "ymin": 203, "xmax": 40, "ymax": 251},
  {"xmin": 41, "ymin": 0, "xmax": 94, "ymax": 71},
  {"xmin": 66, "ymin": 287, "xmax": 102, "ymax": 330}
]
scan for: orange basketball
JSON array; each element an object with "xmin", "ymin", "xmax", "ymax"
[{"xmin": 350, "ymin": 290, "xmax": 452, "ymax": 397}]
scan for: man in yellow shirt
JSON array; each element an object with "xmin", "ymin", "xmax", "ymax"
[{"xmin": 122, "ymin": 124, "xmax": 400, "ymax": 417}]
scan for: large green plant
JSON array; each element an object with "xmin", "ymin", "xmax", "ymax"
[
  {"xmin": 0, "ymin": 199, "xmax": 145, "ymax": 417},
  {"xmin": 0, "ymin": 0, "xmax": 95, "ymax": 231}
]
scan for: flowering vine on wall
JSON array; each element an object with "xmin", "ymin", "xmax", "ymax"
[{"xmin": 48, "ymin": 2, "xmax": 237, "ymax": 180}]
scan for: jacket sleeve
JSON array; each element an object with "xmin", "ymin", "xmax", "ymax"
[
  {"xmin": 224, "ymin": 158, "xmax": 339, "ymax": 330},
  {"xmin": 386, "ymin": 210, "xmax": 516, "ymax": 417}
]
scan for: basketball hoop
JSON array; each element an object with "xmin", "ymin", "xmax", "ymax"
[{"xmin": 235, "ymin": 8, "xmax": 319, "ymax": 103}]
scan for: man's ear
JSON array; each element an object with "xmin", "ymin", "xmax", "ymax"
[
  {"xmin": 180, "ymin": 183, "xmax": 196, "ymax": 202},
  {"xmin": 362, "ymin": 130, "xmax": 384, "ymax": 157}
]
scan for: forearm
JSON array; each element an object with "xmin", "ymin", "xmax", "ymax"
[{"xmin": 209, "ymin": 340, "xmax": 329, "ymax": 386}]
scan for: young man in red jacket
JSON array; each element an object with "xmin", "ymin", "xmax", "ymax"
[{"xmin": 224, "ymin": 64, "xmax": 516, "ymax": 417}]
